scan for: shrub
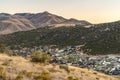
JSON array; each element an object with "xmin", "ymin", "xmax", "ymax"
[
  {"xmin": 16, "ymin": 75, "xmax": 23, "ymax": 80},
  {"xmin": 31, "ymin": 51, "xmax": 51, "ymax": 63},
  {"xmin": 0, "ymin": 44, "xmax": 6, "ymax": 53},
  {"xmin": 67, "ymin": 76, "xmax": 79, "ymax": 80},
  {"xmin": 2, "ymin": 61, "xmax": 9, "ymax": 66},
  {"xmin": 26, "ymin": 72, "xmax": 33, "ymax": 78},
  {"xmin": 0, "ymin": 44, "xmax": 13, "ymax": 56},
  {"xmin": 0, "ymin": 67, "xmax": 6, "ymax": 80},
  {"xmin": 93, "ymin": 72, "xmax": 97, "ymax": 75},
  {"xmin": 59, "ymin": 65, "xmax": 70, "ymax": 73},
  {"xmin": 48, "ymin": 68, "xmax": 59, "ymax": 73},
  {"xmin": 67, "ymin": 76, "xmax": 74, "ymax": 80},
  {"xmin": 74, "ymin": 78, "xmax": 79, "ymax": 80},
  {"xmin": 34, "ymin": 70, "xmax": 51, "ymax": 80},
  {"xmin": 81, "ymin": 71, "xmax": 85, "ymax": 74},
  {"xmin": 20, "ymin": 70, "xmax": 27, "ymax": 75},
  {"xmin": 96, "ymin": 77, "xmax": 99, "ymax": 80}
]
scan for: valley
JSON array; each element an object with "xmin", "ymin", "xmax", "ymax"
[{"xmin": 0, "ymin": 11, "xmax": 120, "ymax": 79}]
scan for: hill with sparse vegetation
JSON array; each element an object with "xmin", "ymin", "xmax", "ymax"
[{"xmin": 0, "ymin": 53, "xmax": 119, "ymax": 80}]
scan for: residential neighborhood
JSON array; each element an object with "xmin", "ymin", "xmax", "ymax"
[{"xmin": 11, "ymin": 45, "xmax": 120, "ymax": 75}]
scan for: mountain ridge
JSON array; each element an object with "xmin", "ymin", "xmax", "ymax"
[
  {"xmin": 15, "ymin": 11, "xmax": 91, "ymax": 27},
  {"xmin": 0, "ymin": 11, "xmax": 91, "ymax": 34},
  {"xmin": 0, "ymin": 14, "xmax": 35, "ymax": 34}
]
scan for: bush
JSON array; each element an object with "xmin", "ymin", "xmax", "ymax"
[
  {"xmin": 31, "ymin": 51, "xmax": 51, "ymax": 63},
  {"xmin": 59, "ymin": 65, "xmax": 70, "ymax": 73},
  {"xmin": 48, "ymin": 68, "xmax": 59, "ymax": 73},
  {"xmin": 26, "ymin": 72, "xmax": 33, "ymax": 78},
  {"xmin": 34, "ymin": 70, "xmax": 51, "ymax": 80},
  {"xmin": 2, "ymin": 61, "xmax": 9, "ymax": 66},
  {"xmin": 93, "ymin": 72, "xmax": 97, "ymax": 75},
  {"xmin": 67, "ymin": 76, "xmax": 74, "ymax": 80},
  {"xmin": 0, "ymin": 44, "xmax": 13, "ymax": 56},
  {"xmin": 0, "ymin": 67, "xmax": 6, "ymax": 80},
  {"xmin": 16, "ymin": 75, "xmax": 23, "ymax": 80},
  {"xmin": 67, "ymin": 76, "xmax": 79, "ymax": 80},
  {"xmin": 0, "ymin": 44, "xmax": 6, "ymax": 53}
]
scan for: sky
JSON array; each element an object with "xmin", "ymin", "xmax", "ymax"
[{"xmin": 0, "ymin": 0, "xmax": 120, "ymax": 23}]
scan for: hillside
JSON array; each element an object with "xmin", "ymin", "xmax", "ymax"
[
  {"xmin": 15, "ymin": 11, "xmax": 91, "ymax": 28},
  {"xmin": 0, "ymin": 54, "xmax": 118, "ymax": 80},
  {"xmin": 0, "ymin": 12, "xmax": 91, "ymax": 34},
  {"xmin": 0, "ymin": 26, "xmax": 89, "ymax": 46},
  {"xmin": 81, "ymin": 21, "xmax": 120, "ymax": 54},
  {"xmin": 15, "ymin": 11, "xmax": 67, "ymax": 28},
  {"xmin": 0, "ymin": 13, "xmax": 35, "ymax": 34},
  {"xmin": 0, "ymin": 20, "xmax": 120, "ymax": 54}
]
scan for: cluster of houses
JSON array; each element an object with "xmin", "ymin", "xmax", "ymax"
[{"xmin": 11, "ymin": 45, "xmax": 120, "ymax": 75}]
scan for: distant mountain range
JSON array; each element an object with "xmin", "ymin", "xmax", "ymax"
[{"xmin": 0, "ymin": 11, "xmax": 91, "ymax": 34}]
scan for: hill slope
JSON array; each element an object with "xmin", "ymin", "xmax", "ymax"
[
  {"xmin": 15, "ymin": 11, "xmax": 67, "ymax": 28},
  {"xmin": 81, "ymin": 21, "xmax": 120, "ymax": 54},
  {"xmin": 0, "ymin": 20, "xmax": 120, "ymax": 54},
  {"xmin": 0, "ymin": 26, "xmax": 89, "ymax": 46},
  {"xmin": 15, "ymin": 11, "xmax": 91, "ymax": 28},
  {"xmin": 0, "ymin": 12, "xmax": 91, "ymax": 34},
  {"xmin": 0, "ymin": 54, "xmax": 118, "ymax": 80},
  {"xmin": 0, "ymin": 13, "xmax": 35, "ymax": 34}
]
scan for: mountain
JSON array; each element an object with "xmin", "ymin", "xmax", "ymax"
[
  {"xmin": 15, "ymin": 11, "xmax": 67, "ymax": 27},
  {"xmin": 0, "ymin": 12, "xmax": 91, "ymax": 34},
  {"xmin": 15, "ymin": 11, "xmax": 91, "ymax": 28},
  {"xmin": 0, "ymin": 13, "xmax": 35, "ymax": 34},
  {"xmin": 0, "ymin": 20, "xmax": 120, "ymax": 54}
]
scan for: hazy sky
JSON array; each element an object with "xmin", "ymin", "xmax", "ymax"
[{"xmin": 0, "ymin": 0, "xmax": 120, "ymax": 23}]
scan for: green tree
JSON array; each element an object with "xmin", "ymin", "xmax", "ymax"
[
  {"xmin": 0, "ymin": 44, "xmax": 13, "ymax": 56},
  {"xmin": 31, "ymin": 51, "xmax": 51, "ymax": 63},
  {"xmin": 0, "ymin": 44, "xmax": 6, "ymax": 53}
]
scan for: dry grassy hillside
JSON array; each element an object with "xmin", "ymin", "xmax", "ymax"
[{"xmin": 0, "ymin": 54, "xmax": 119, "ymax": 80}]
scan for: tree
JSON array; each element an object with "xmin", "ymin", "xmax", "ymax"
[
  {"xmin": 31, "ymin": 51, "xmax": 51, "ymax": 63},
  {"xmin": 0, "ymin": 44, "xmax": 6, "ymax": 53},
  {"xmin": 0, "ymin": 44, "xmax": 13, "ymax": 56}
]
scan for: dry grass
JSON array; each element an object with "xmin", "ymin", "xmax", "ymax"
[{"xmin": 0, "ymin": 54, "xmax": 119, "ymax": 80}]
